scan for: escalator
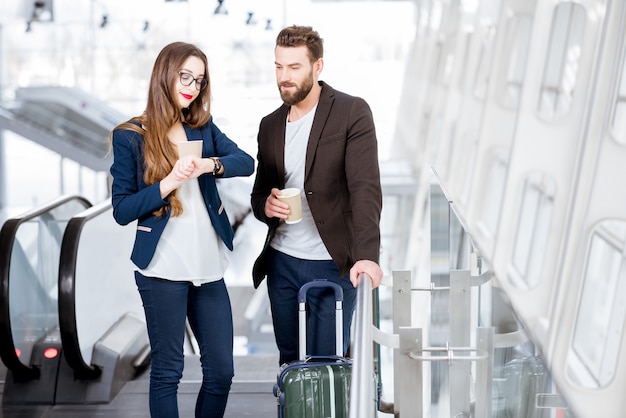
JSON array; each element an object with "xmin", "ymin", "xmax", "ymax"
[
  {"xmin": 0, "ymin": 195, "xmax": 91, "ymax": 403},
  {"xmin": 0, "ymin": 86, "xmax": 128, "ymax": 172},
  {"xmin": 55, "ymin": 200, "xmax": 149, "ymax": 403},
  {"xmin": 0, "ymin": 196, "xmax": 149, "ymax": 405}
]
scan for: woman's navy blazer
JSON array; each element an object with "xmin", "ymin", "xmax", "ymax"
[{"xmin": 110, "ymin": 118, "xmax": 254, "ymax": 269}]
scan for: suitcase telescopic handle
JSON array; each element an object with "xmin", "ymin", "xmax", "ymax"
[
  {"xmin": 297, "ymin": 280, "xmax": 344, "ymax": 360},
  {"xmin": 297, "ymin": 280, "xmax": 344, "ymax": 303}
]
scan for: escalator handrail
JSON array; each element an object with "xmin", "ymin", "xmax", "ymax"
[
  {"xmin": 0, "ymin": 195, "xmax": 92, "ymax": 381},
  {"xmin": 58, "ymin": 200, "xmax": 112, "ymax": 380}
]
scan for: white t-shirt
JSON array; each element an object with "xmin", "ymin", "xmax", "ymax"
[
  {"xmin": 270, "ymin": 105, "xmax": 332, "ymax": 260},
  {"xmin": 140, "ymin": 178, "xmax": 228, "ymax": 286}
]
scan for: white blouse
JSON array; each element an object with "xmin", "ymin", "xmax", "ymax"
[{"xmin": 139, "ymin": 178, "xmax": 228, "ymax": 286}]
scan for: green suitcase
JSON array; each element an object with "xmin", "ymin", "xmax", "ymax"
[
  {"xmin": 276, "ymin": 356, "xmax": 353, "ymax": 417},
  {"xmin": 273, "ymin": 280, "xmax": 353, "ymax": 418}
]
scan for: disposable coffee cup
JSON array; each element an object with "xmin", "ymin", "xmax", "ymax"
[
  {"xmin": 277, "ymin": 188, "xmax": 302, "ymax": 224},
  {"xmin": 176, "ymin": 141, "xmax": 202, "ymax": 158}
]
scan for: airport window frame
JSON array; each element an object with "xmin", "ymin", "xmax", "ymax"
[
  {"xmin": 569, "ymin": 221, "xmax": 626, "ymax": 387},
  {"xmin": 472, "ymin": 24, "xmax": 497, "ymax": 101},
  {"xmin": 497, "ymin": 14, "xmax": 533, "ymax": 110},
  {"xmin": 476, "ymin": 148, "xmax": 508, "ymax": 240},
  {"xmin": 507, "ymin": 173, "xmax": 555, "ymax": 289},
  {"xmin": 537, "ymin": 2, "xmax": 587, "ymax": 121}
]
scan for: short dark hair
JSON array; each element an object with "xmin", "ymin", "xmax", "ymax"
[{"xmin": 276, "ymin": 25, "xmax": 324, "ymax": 62}]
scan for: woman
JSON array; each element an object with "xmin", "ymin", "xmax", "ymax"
[{"xmin": 109, "ymin": 41, "xmax": 254, "ymax": 418}]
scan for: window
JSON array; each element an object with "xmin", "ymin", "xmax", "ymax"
[
  {"xmin": 537, "ymin": 3, "xmax": 586, "ymax": 120},
  {"xmin": 569, "ymin": 221, "xmax": 626, "ymax": 387},
  {"xmin": 498, "ymin": 15, "xmax": 533, "ymax": 109},
  {"xmin": 508, "ymin": 173, "xmax": 555, "ymax": 288},
  {"xmin": 477, "ymin": 149, "xmax": 508, "ymax": 238},
  {"xmin": 473, "ymin": 26, "xmax": 497, "ymax": 100}
]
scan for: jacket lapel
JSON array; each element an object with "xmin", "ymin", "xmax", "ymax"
[
  {"xmin": 305, "ymin": 82, "xmax": 333, "ymax": 180},
  {"xmin": 182, "ymin": 123, "xmax": 203, "ymax": 140},
  {"xmin": 273, "ymin": 105, "xmax": 289, "ymax": 189}
]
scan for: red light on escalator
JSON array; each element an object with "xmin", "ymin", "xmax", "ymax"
[
  {"xmin": 15, "ymin": 348, "xmax": 21, "ymax": 357},
  {"xmin": 43, "ymin": 347, "xmax": 58, "ymax": 359}
]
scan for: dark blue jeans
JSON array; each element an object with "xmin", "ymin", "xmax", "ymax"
[
  {"xmin": 135, "ymin": 272, "xmax": 234, "ymax": 418},
  {"xmin": 266, "ymin": 248, "xmax": 357, "ymax": 365}
]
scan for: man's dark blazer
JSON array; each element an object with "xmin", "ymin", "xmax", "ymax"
[
  {"xmin": 250, "ymin": 81, "xmax": 382, "ymax": 289},
  {"xmin": 110, "ymin": 118, "xmax": 254, "ymax": 269}
]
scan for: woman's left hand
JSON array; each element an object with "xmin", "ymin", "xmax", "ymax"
[{"xmin": 185, "ymin": 157, "xmax": 214, "ymax": 179}]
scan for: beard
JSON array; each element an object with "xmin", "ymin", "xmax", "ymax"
[{"xmin": 278, "ymin": 73, "xmax": 315, "ymax": 106}]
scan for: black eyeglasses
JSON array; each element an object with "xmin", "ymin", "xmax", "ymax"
[{"xmin": 179, "ymin": 72, "xmax": 208, "ymax": 91}]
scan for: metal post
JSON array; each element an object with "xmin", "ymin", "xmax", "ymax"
[
  {"xmin": 393, "ymin": 271, "xmax": 412, "ymax": 415},
  {"xmin": 392, "ymin": 271, "xmax": 412, "ymax": 331},
  {"xmin": 449, "ymin": 269, "xmax": 471, "ymax": 417},
  {"xmin": 398, "ymin": 327, "xmax": 422, "ymax": 418},
  {"xmin": 474, "ymin": 327, "xmax": 494, "ymax": 418},
  {"xmin": 449, "ymin": 270, "xmax": 471, "ymax": 343}
]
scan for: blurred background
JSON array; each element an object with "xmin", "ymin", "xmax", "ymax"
[
  {"xmin": 4, "ymin": 1, "xmax": 626, "ymax": 416},
  {"xmin": 0, "ymin": 0, "xmax": 416, "ymax": 214}
]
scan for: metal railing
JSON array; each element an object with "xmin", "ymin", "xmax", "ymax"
[{"xmin": 349, "ymin": 272, "xmax": 376, "ymax": 418}]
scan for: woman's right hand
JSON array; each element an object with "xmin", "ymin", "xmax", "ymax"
[{"xmin": 159, "ymin": 157, "xmax": 195, "ymax": 198}]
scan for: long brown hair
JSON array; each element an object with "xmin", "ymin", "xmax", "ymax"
[{"xmin": 112, "ymin": 42, "xmax": 212, "ymax": 217}]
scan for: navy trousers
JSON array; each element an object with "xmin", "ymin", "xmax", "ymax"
[{"xmin": 135, "ymin": 272, "xmax": 234, "ymax": 418}]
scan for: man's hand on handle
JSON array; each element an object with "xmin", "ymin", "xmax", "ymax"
[{"xmin": 350, "ymin": 260, "xmax": 383, "ymax": 289}]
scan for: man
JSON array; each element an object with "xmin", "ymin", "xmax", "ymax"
[{"xmin": 251, "ymin": 25, "xmax": 383, "ymax": 365}]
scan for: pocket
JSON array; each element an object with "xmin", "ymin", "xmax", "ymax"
[{"xmin": 318, "ymin": 132, "xmax": 344, "ymax": 145}]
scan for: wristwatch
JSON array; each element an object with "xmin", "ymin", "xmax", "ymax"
[{"xmin": 211, "ymin": 157, "xmax": 222, "ymax": 176}]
